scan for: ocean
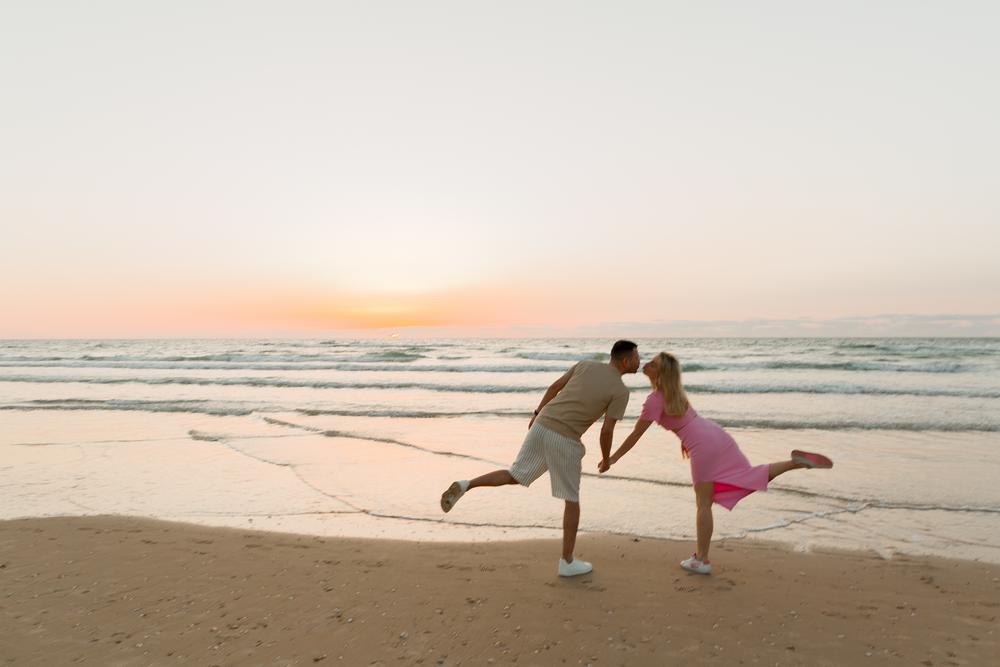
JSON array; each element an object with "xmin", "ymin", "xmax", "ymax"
[{"xmin": 2, "ymin": 337, "xmax": 998, "ymax": 561}]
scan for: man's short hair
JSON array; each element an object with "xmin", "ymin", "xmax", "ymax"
[{"xmin": 610, "ymin": 340, "xmax": 638, "ymax": 361}]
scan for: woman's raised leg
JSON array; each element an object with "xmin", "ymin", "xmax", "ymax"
[{"xmin": 767, "ymin": 460, "xmax": 801, "ymax": 481}]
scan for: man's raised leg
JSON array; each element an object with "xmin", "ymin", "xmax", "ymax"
[
  {"xmin": 469, "ymin": 470, "xmax": 519, "ymax": 488},
  {"xmin": 441, "ymin": 469, "xmax": 519, "ymax": 513}
]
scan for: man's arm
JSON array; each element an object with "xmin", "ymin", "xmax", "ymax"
[
  {"xmin": 598, "ymin": 386, "xmax": 630, "ymax": 465},
  {"xmin": 598, "ymin": 415, "xmax": 619, "ymax": 466},
  {"xmin": 527, "ymin": 366, "xmax": 574, "ymax": 429}
]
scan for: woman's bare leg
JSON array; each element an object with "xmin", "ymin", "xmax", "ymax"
[
  {"xmin": 468, "ymin": 469, "xmax": 518, "ymax": 489},
  {"xmin": 694, "ymin": 481, "xmax": 714, "ymax": 561},
  {"xmin": 767, "ymin": 460, "xmax": 804, "ymax": 481}
]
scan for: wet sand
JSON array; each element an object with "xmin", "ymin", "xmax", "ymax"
[{"xmin": 1, "ymin": 515, "xmax": 997, "ymax": 665}]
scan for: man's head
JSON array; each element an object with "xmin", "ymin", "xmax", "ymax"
[{"xmin": 610, "ymin": 339, "xmax": 640, "ymax": 374}]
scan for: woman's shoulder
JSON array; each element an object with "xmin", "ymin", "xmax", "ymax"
[
  {"xmin": 639, "ymin": 390, "xmax": 663, "ymax": 420},
  {"xmin": 643, "ymin": 390, "xmax": 664, "ymax": 406}
]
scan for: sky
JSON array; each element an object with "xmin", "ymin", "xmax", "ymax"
[{"xmin": 2, "ymin": 1, "xmax": 998, "ymax": 338}]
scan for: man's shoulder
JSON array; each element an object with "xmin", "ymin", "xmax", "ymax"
[
  {"xmin": 576, "ymin": 359, "xmax": 612, "ymax": 376},
  {"xmin": 577, "ymin": 360, "xmax": 625, "ymax": 388}
]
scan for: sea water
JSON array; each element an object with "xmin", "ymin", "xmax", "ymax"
[{"xmin": 2, "ymin": 338, "xmax": 998, "ymax": 561}]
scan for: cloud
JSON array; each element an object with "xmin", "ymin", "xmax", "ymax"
[{"xmin": 575, "ymin": 314, "xmax": 1000, "ymax": 338}]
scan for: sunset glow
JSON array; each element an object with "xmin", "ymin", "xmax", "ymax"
[{"xmin": 1, "ymin": 2, "xmax": 997, "ymax": 338}]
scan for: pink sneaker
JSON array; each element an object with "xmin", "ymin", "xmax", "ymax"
[
  {"xmin": 791, "ymin": 450, "xmax": 833, "ymax": 469},
  {"xmin": 680, "ymin": 553, "xmax": 711, "ymax": 575}
]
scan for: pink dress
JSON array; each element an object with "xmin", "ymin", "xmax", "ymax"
[{"xmin": 640, "ymin": 391, "xmax": 769, "ymax": 510}]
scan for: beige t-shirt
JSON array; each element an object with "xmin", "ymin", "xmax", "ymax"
[{"xmin": 536, "ymin": 360, "xmax": 630, "ymax": 440}]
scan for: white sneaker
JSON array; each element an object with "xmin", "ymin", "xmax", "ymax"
[
  {"xmin": 440, "ymin": 480, "xmax": 469, "ymax": 513},
  {"xmin": 680, "ymin": 553, "xmax": 712, "ymax": 575},
  {"xmin": 558, "ymin": 558, "xmax": 593, "ymax": 577}
]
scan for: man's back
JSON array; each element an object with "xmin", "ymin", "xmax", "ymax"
[{"xmin": 536, "ymin": 360, "xmax": 630, "ymax": 440}]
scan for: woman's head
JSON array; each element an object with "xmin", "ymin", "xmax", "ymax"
[
  {"xmin": 645, "ymin": 351, "xmax": 689, "ymax": 417},
  {"xmin": 641, "ymin": 354, "xmax": 661, "ymax": 385}
]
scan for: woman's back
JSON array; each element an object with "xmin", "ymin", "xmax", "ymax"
[{"xmin": 641, "ymin": 390, "xmax": 737, "ymax": 452}]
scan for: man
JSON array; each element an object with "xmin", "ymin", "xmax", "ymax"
[{"xmin": 440, "ymin": 340, "xmax": 640, "ymax": 576}]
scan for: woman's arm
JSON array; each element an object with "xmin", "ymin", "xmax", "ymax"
[{"xmin": 599, "ymin": 419, "xmax": 653, "ymax": 472}]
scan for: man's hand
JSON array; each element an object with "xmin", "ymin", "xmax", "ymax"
[
  {"xmin": 598, "ymin": 458, "xmax": 611, "ymax": 474},
  {"xmin": 528, "ymin": 414, "xmax": 536, "ymax": 430}
]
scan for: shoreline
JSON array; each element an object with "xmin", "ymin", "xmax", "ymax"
[
  {"xmin": 3, "ymin": 509, "xmax": 998, "ymax": 566},
  {"xmin": 5, "ymin": 407, "xmax": 998, "ymax": 565},
  {"xmin": 2, "ymin": 515, "xmax": 997, "ymax": 665}
]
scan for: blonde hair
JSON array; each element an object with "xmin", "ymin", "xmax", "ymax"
[
  {"xmin": 654, "ymin": 352, "xmax": 691, "ymax": 458},
  {"xmin": 655, "ymin": 352, "xmax": 690, "ymax": 417}
]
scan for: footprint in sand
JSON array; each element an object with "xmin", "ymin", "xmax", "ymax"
[{"xmin": 437, "ymin": 563, "xmax": 472, "ymax": 571}]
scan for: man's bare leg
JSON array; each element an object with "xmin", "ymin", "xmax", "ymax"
[
  {"xmin": 442, "ymin": 469, "xmax": 518, "ymax": 512},
  {"xmin": 469, "ymin": 470, "xmax": 519, "ymax": 489},
  {"xmin": 562, "ymin": 501, "xmax": 580, "ymax": 562}
]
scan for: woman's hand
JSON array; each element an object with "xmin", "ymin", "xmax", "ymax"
[{"xmin": 598, "ymin": 457, "xmax": 612, "ymax": 473}]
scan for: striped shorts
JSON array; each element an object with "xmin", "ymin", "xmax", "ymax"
[{"xmin": 509, "ymin": 422, "xmax": 586, "ymax": 502}]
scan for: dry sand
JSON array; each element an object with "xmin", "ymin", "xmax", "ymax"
[{"xmin": 1, "ymin": 516, "xmax": 997, "ymax": 666}]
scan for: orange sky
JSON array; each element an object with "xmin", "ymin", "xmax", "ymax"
[{"xmin": 1, "ymin": 3, "xmax": 998, "ymax": 338}]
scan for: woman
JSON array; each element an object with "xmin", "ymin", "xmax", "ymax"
[{"xmin": 599, "ymin": 352, "xmax": 832, "ymax": 574}]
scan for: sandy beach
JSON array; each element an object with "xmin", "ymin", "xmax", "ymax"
[
  {"xmin": 3, "ymin": 339, "xmax": 999, "ymax": 664},
  {"xmin": 2, "ymin": 515, "xmax": 997, "ymax": 666},
  {"xmin": 5, "ymin": 0, "xmax": 1000, "ymax": 661}
]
